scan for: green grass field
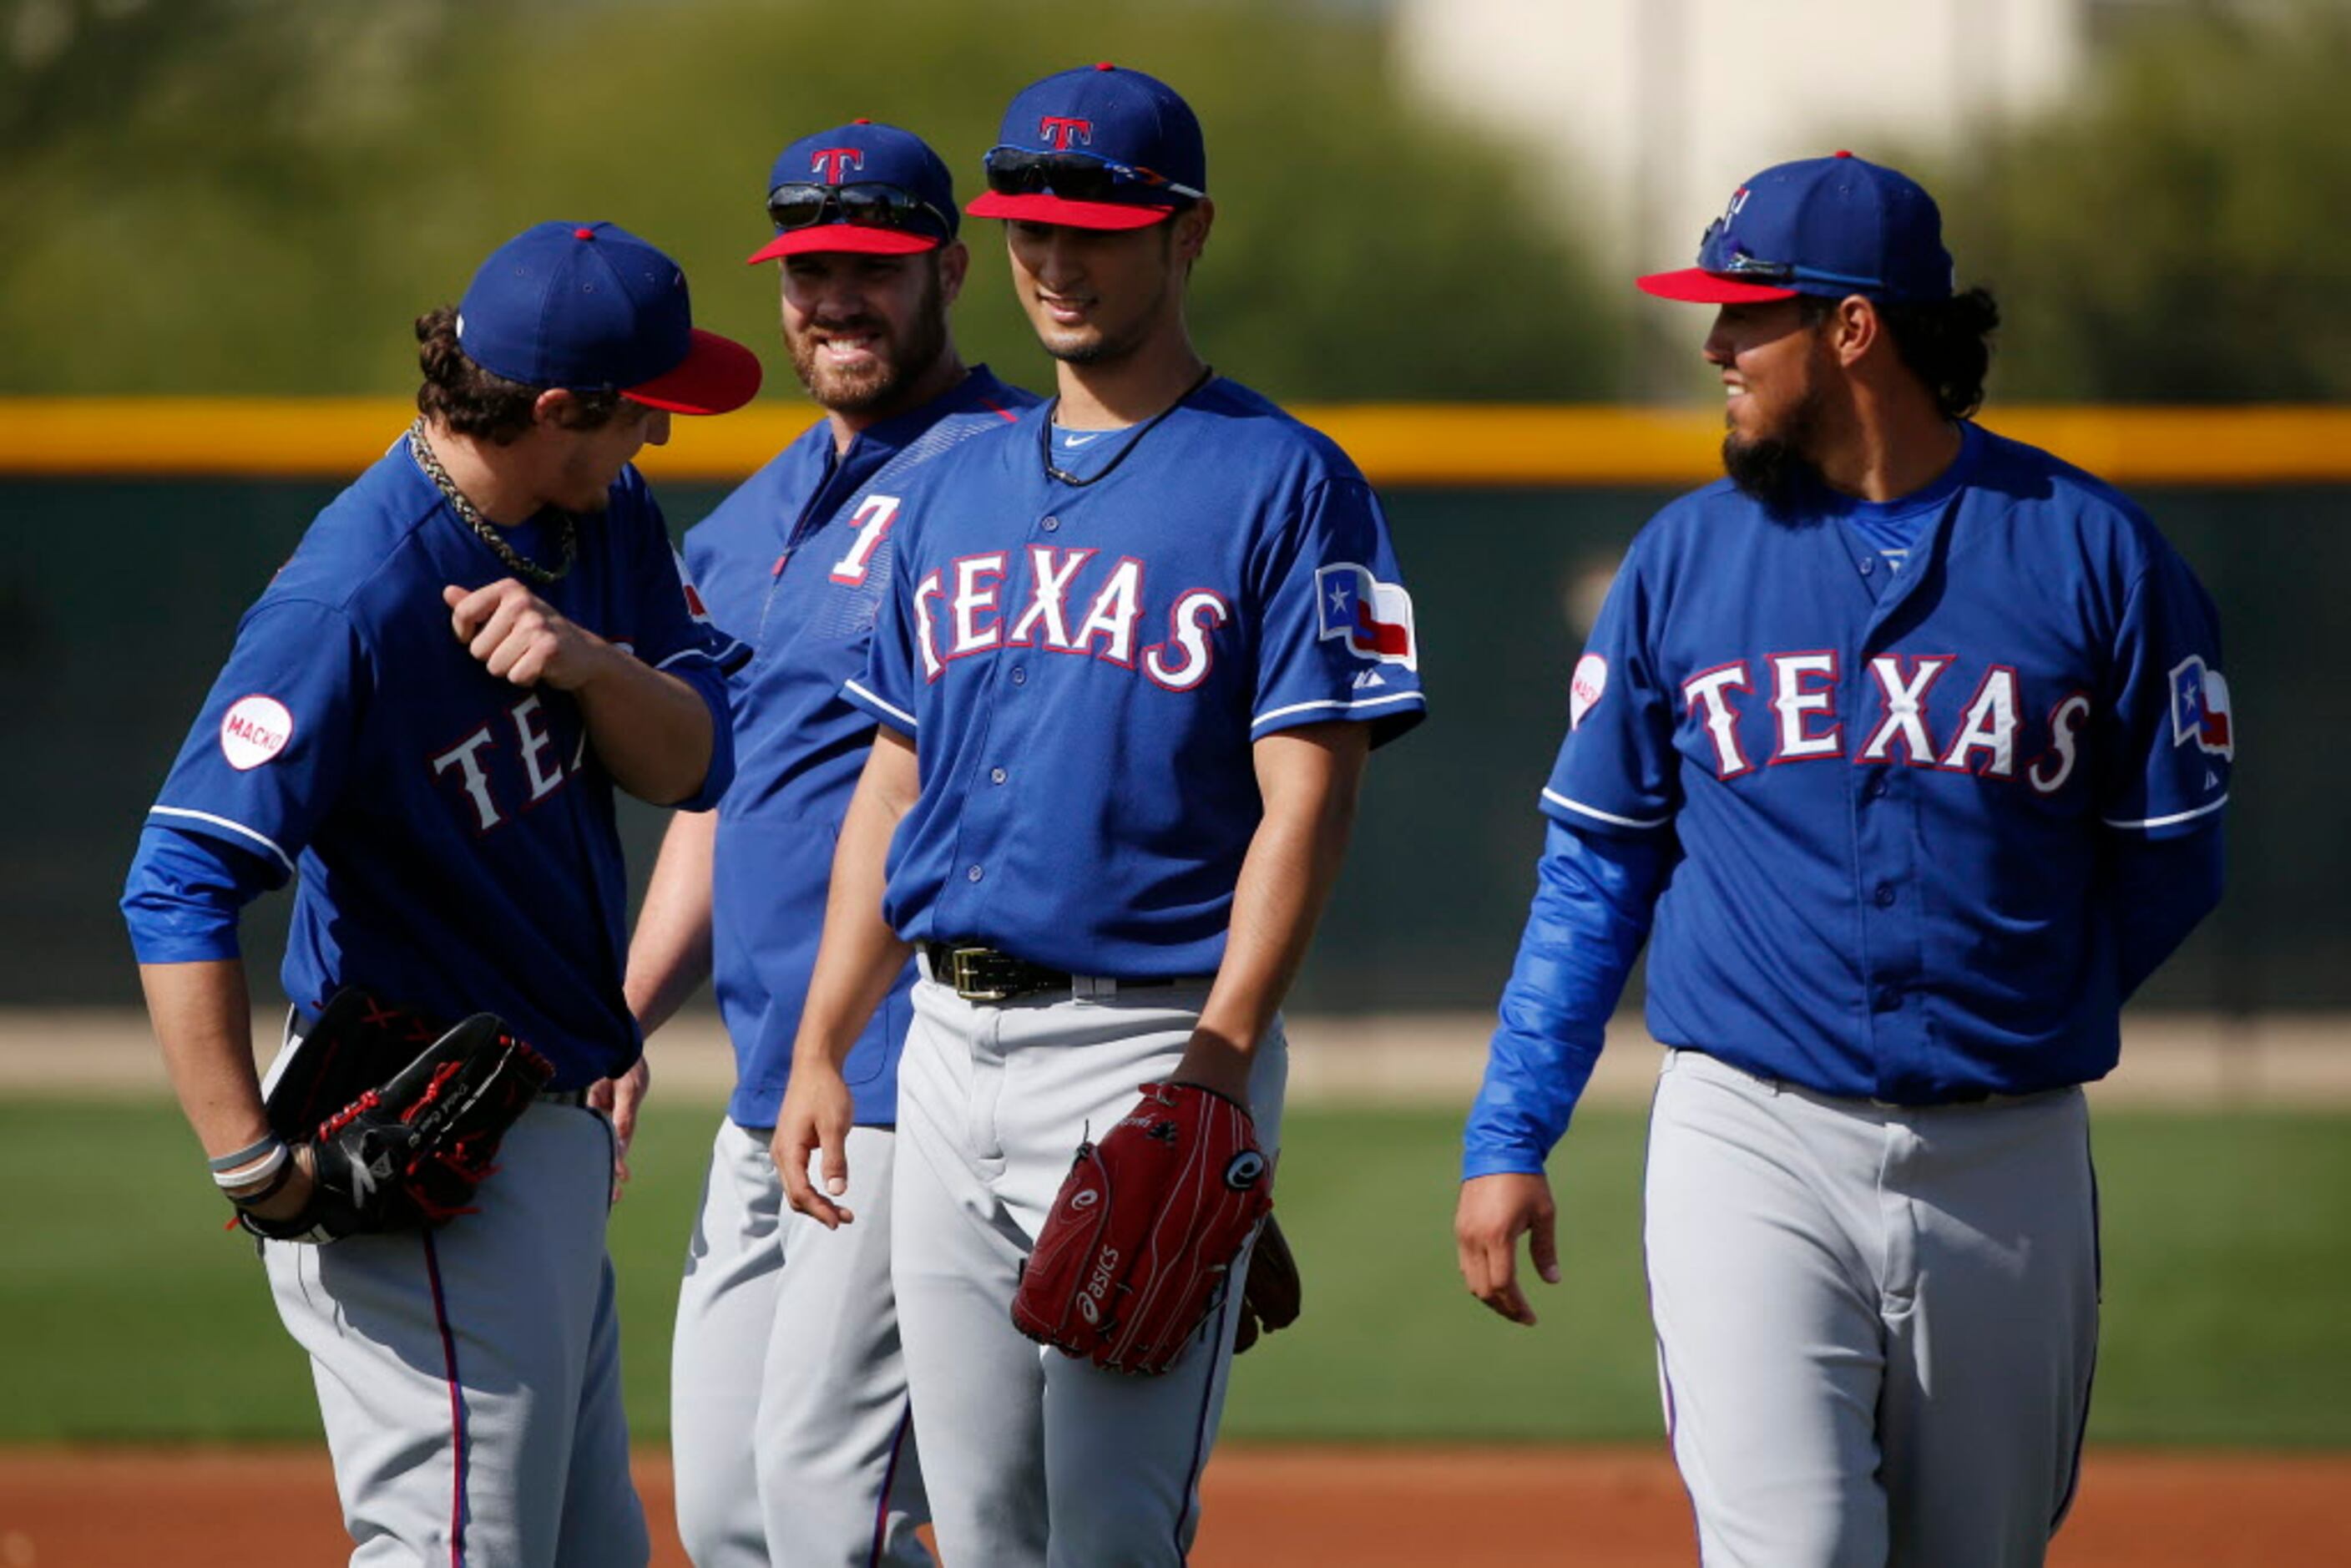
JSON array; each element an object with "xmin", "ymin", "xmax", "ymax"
[{"xmin": 3, "ymin": 1101, "xmax": 2345, "ymax": 1447}]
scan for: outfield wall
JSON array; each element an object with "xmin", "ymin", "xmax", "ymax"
[{"xmin": 4, "ymin": 402, "xmax": 2337, "ymax": 1015}]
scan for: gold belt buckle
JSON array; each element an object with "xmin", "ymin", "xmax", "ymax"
[{"xmin": 948, "ymin": 945, "xmax": 1012, "ymax": 1003}]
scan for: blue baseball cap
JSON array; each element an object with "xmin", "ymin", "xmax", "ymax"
[
  {"xmin": 747, "ymin": 120, "xmax": 958, "ymax": 264},
  {"xmin": 966, "ymin": 63, "xmax": 1206, "ymax": 230},
  {"xmin": 1639, "ymin": 152, "xmax": 1954, "ymax": 306},
  {"xmin": 458, "ymin": 221, "xmax": 761, "ymax": 416}
]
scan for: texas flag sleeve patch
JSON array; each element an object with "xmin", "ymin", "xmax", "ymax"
[{"xmin": 1314, "ymin": 562, "xmax": 1418, "ymax": 671}]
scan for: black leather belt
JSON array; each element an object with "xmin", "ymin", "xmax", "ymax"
[{"xmin": 919, "ymin": 941, "xmax": 1213, "ymax": 1004}]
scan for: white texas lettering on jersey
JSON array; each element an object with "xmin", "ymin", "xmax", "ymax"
[
  {"xmin": 923, "ymin": 549, "xmax": 1236, "ymax": 687},
  {"xmin": 947, "ymin": 554, "xmax": 1009, "ymax": 658},
  {"xmin": 1142, "ymin": 589, "xmax": 1232, "ymax": 691},
  {"xmin": 431, "ymin": 695, "xmax": 585, "ymax": 832},
  {"xmin": 1858, "ymin": 656, "xmax": 1953, "ymax": 764},
  {"xmin": 1768, "ymin": 653, "xmax": 1842, "ymax": 761},
  {"xmin": 1679, "ymin": 650, "xmax": 2091, "ymax": 787},
  {"xmin": 1683, "ymin": 663, "xmax": 1756, "ymax": 777},
  {"xmin": 2028, "ymin": 692, "xmax": 2092, "ymax": 794},
  {"xmin": 1939, "ymin": 666, "xmax": 2020, "ymax": 777}
]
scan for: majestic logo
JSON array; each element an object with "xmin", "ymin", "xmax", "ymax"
[
  {"xmin": 2169, "ymin": 655, "xmax": 2234, "ymax": 759},
  {"xmin": 1223, "ymin": 1151, "xmax": 1267, "ymax": 1191},
  {"xmin": 1570, "ymin": 655, "xmax": 1608, "ymax": 731},
  {"xmin": 220, "ymin": 695, "xmax": 294, "ymax": 771},
  {"xmin": 809, "ymin": 147, "xmax": 865, "ymax": 184},
  {"xmin": 1314, "ymin": 563, "xmax": 1418, "ymax": 670},
  {"xmin": 1039, "ymin": 115, "xmax": 1093, "ymax": 150}
]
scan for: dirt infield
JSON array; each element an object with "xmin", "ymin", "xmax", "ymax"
[{"xmin": 1, "ymin": 1445, "xmax": 2343, "ymax": 1565}]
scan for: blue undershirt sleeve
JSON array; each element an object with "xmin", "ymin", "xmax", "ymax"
[
  {"xmin": 1462, "ymin": 817, "xmax": 1672, "ymax": 1180},
  {"xmin": 120, "ymin": 822, "xmax": 287, "ymax": 964}
]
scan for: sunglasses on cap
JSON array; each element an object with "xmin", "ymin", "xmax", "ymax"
[
  {"xmin": 1696, "ymin": 217, "xmax": 1886, "ymax": 292},
  {"xmin": 766, "ymin": 182, "xmax": 952, "ymax": 235},
  {"xmin": 982, "ymin": 148, "xmax": 1205, "ymax": 205}
]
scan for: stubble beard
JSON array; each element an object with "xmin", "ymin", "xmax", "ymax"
[{"xmin": 788, "ymin": 264, "xmax": 949, "ymax": 416}]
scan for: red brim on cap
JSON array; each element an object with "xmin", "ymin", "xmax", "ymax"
[
  {"xmin": 965, "ymin": 190, "xmax": 1171, "ymax": 230},
  {"xmin": 1636, "ymin": 268, "xmax": 1800, "ymax": 304},
  {"xmin": 624, "ymin": 328, "xmax": 764, "ymax": 416},
  {"xmin": 745, "ymin": 226, "xmax": 942, "ymax": 265}
]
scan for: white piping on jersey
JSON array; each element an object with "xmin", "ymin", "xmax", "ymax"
[
  {"xmin": 2102, "ymin": 793, "xmax": 2228, "ymax": 832},
  {"xmin": 655, "ymin": 641, "xmax": 743, "ymax": 672},
  {"xmin": 1540, "ymin": 787, "xmax": 1671, "ymax": 832},
  {"xmin": 1250, "ymin": 690, "xmax": 1427, "ymax": 729},
  {"xmin": 843, "ymin": 679, "xmax": 918, "ymax": 731},
  {"xmin": 149, "ymin": 807, "xmax": 296, "ymax": 874}
]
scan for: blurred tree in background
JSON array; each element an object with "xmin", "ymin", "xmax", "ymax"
[
  {"xmin": 1922, "ymin": 0, "xmax": 2351, "ymax": 403},
  {"xmin": 0, "ymin": 0, "xmax": 1620, "ymax": 401}
]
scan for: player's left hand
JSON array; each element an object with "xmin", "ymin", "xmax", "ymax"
[
  {"xmin": 1454, "ymin": 1171, "xmax": 1560, "ymax": 1328},
  {"xmin": 442, "ymin": 579, "xmax": 612, "ymax": 690},
  {"xmin": 585, "ymin": 1056, "xmax": 650, "ymax": 1201},
  {"xmin": 775, "ymin": 1065, "xmax": 857, "ymax": 1229}
]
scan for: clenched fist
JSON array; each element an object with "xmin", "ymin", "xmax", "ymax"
[{"xmin": 443, "ymin": 579, "xmax": 613, "ymax": 690}]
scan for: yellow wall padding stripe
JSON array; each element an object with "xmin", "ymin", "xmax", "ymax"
[{"xmin": 3, "ymin": 398, "xmax": 2348, "ymax": 485}]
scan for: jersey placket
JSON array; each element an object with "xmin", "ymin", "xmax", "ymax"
[
  {"xmin": 1843, "ymin": 494, "xmax": 1964, "ymax": 1100},
  {"xmin": 934, "ymin": 496, "xmax": 1061, "ymax": 936}
]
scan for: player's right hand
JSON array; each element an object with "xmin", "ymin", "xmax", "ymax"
[
  {"xmin": 1454, "ymin": 1171, "xmax": 1560, "ymax": 1328},
  {"xmin": 774, "ymin": 1067, "xmax": 856, "ymax": 1229}
]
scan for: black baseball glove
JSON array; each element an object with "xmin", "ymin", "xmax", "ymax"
[{"xmin": 237, "ymin": 990, "xmax": 553, "ymax": 1244}]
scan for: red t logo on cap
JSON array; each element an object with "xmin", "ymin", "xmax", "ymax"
[
  {"xmin": 810, "ymin": 147, "xmax": 865, "ymax": 184},
  {"xmin": 1039, "ymin": 116, "xmax": 1093, "ymax": 151}
]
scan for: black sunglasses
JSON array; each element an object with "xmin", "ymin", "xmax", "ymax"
[
  {"xmin": 766, "ymin": 182, "xmax": 950, "ymax": 235},
  {"xmin": 982, "ymin": 148, "xmax": 1205, "ymax": 205}
]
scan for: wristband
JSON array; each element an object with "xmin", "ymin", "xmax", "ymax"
[
  {"xmin": 214, "ymin": 1140, "xmax": 291, "ymax": 1191},
  {"xmin": 209, "ymin": 1132, "xmax": 284, "ymax": 1174}
]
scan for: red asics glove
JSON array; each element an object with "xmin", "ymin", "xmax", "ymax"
[{"xmin": 1012, "ymin": 1081, "xmax": 1274, "ymax": 1375}]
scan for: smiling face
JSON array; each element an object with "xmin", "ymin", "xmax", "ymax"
[
  {"xmin": 1004, "ymin": 207, "xmax": 1206, "ymax": 367},
  {"xmin": 780, "ymin": 247, "xmax": 960, "ymax": 414}
]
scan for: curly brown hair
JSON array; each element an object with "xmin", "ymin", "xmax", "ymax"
[{"xmin": 413, "ymin": 306, "xmax": 629, "ymax": 445}]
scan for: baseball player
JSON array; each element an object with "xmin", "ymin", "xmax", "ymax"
[
  {"xmin": 1455, "ymin": 153, "xmax": 2230, "ymax": 1565},
  {"xmin": 772, "ymin": 63, "xmax": 1426, "ymax": 1565},
  {"xmin": 619, "ymin": 119, "xmax": 1037, "ymax": 1567},
  {"xmin": 120, "ymin": 220, "xmax": 760, "ymax": 1566}
]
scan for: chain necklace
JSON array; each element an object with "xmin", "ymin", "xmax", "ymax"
[
  {"xmin": 1038, "ymin": 365, "xmax": 1215, "ymax": 488},
  {"xmin": 407, "ymin": 417, "xmax": 576, "ymax": 586}
]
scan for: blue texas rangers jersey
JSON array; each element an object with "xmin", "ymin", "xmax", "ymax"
[
  {"xmin": 1537, "ymin": 422, "xmax": 2229, "ymax": 1104},
  {"xmin": 125, "ymin": 438, "xmax": 742, "ymax": 1087},
  {"xmin": 842, "ymin": 376, "xmax": 1427, "ymax": 977},
  {"xmin": 685, "ymin": 367, "xmax": 1034, "ymax": 1128}
]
